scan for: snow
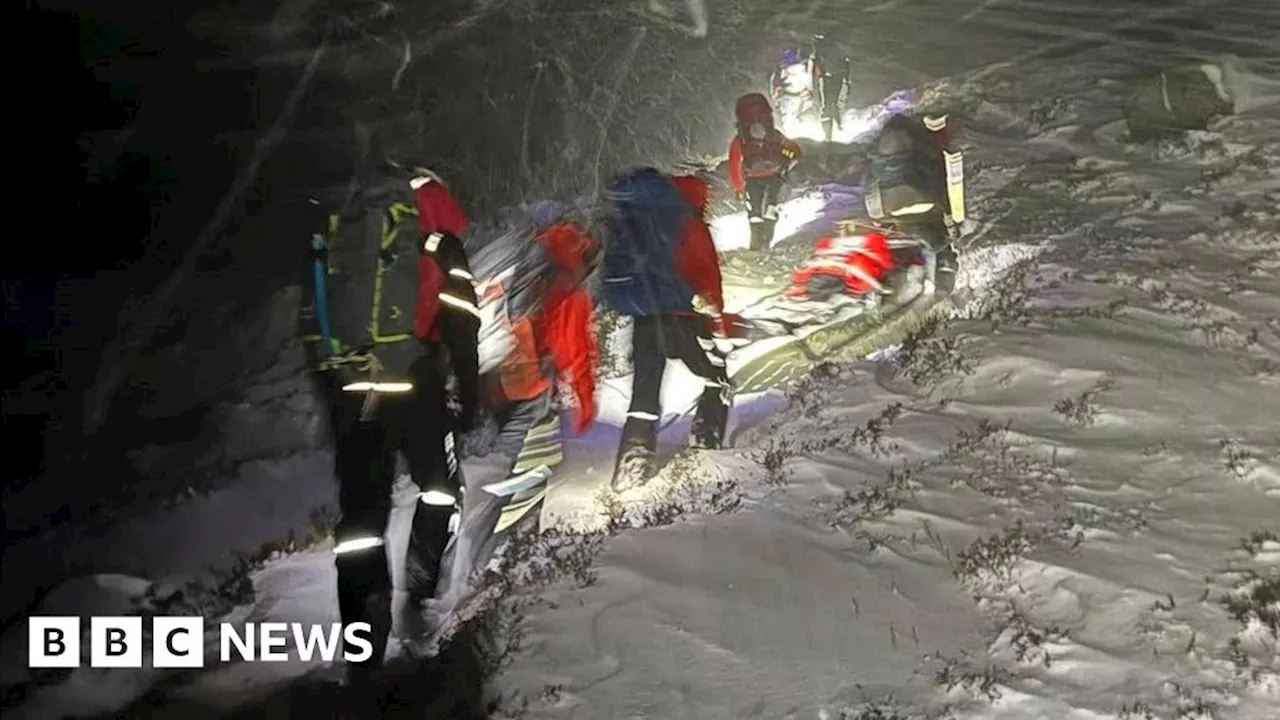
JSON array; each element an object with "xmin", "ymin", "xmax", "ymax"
[
  {"xmin": 710, "ymin": 189, "xmax": 828, "ymax": 254},
  {"xmin": 6, "ymin": 7, "xmax": 1280, "ymax": 720}
]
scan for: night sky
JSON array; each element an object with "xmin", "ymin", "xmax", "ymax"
[{"xmin": 7, "ymin": 4, "xmax": 248, "ymax": 483}]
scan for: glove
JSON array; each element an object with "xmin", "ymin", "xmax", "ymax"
[
  {"xmin": 711, "ymin": 312, "xmax": 750, "ymax": 355},
  {"xmin": 710, "ymin": 312, "xmax": 729, "ymax": 339}
]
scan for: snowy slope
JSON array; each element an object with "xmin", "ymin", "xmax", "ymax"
[{"xmin": 492, "ymin": 56, "xmax": 1280, "ymax": 720}]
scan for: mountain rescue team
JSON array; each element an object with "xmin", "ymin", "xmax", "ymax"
[
  {"xmin": 862, "ymin": 111, "xmax": 966, "ymax": 296},
  {"xmin": 434, "ymin": 201, "xmax": 601, "ymax": 619},
  {"xmin": 302, "ymin": 162, "xmax": 480, "ymax": 688},
  {"xmin": 729, "ymin": 92, "xmax": 803, "ymax": 252},
  {"xmin": 600, "ymin": 169, "xmax": 737, "ymax": 492},
  {"xmin": 300, "ymin": 85, "xmax": 966, "ymax": 681}
]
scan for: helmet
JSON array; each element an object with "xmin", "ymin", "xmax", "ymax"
[
  {"xmin": 779, "ymin": 46, "xmax": 804, "ymax": 67},
  {"xmin": 407, "ymin": 166, "xmax": 443, "ymax": 190},
  {"xmin": 531, "ymin": 200, "xmax": 569, "ymax": 230},
  {"xmin": 381, "ymin": 158, "xmax": 445, "ymax": 189},
  {"xmin": 883, "ymin": 89, "xmax": 917, "ymax": 116}
]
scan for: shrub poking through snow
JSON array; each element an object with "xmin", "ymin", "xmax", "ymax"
[
  {"xmin": 185, "ymin": 504, "xmax": 340, "ymax": 616},
  {"xmin": 1238, "ymin": 530, "xmax": 1280, "ymax": 557},
  {"xmin": 1052, "ymin": 377, "xmax": 1115, "ymax": 426},
  {"xmin": 1222, "ymin": 571, "xmax": 1279, "ymax": 638},
  {"xmin": 832, "ymin": 700, "xmax": 958, "ymax": 720},
  {"xmin": 926, "ymin": 651, "xmax": 1010, "ymax": 702},
  {"xmin": 753, "ymin": 438, "xmax": 796, "ymax": 487},
  {"xmin": 892, "ymin": 314, "xmax": 977, "ymax": 388},
  {"xmin": 1218, "ymin": 438, "xmax": 1257, "ymax": 480},
  {"xmin": 605, "ymin": 451, "xmax": 745, "ymax": 530}
]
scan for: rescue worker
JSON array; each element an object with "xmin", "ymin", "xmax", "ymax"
[
  {"xmin": 864, "ymin": 112, "xmax": 966, "ymax": 296},
  {"xmin": 435, "ymin": 201, "xmax": 600, "ymax": 615},
  {"xmin": 302, "ymin": 162, "xmax": 480, "ymax": 682},
  {"xmin": 728, "ymin": 93, "xmax": 803, "ymax": 252},
  {"xmin": 788, "ymin": 221, "xmax": 895, "ymax": 302},
  {"xmin": 603, "ymin": 168, "xmax": 736, "ymax": 492},
  {"xmin": 810, "ymin": 33, "xmax": 854, "ymax": 142},
  {"xmin": 771, "ymin": 45, "xmax": 819, "ymax": 138}
]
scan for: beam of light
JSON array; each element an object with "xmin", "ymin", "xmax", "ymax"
[
  {"xmin": 777, "ymin": 90, "xmax": 916, "ymax": 144},
  {"xmin": 708, "ymin": 191, "xmax": 828, "ymax": 253}
]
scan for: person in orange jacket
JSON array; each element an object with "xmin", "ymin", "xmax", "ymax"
[
  {"xmin": 436, "ymin": 201, "xmax": 600, "ymax": 610},
  {"xmin": 728, "ymin": 93, "xmax": 802, "ymax": 252},
  {"xmin": 609, "ymin": 171, "xmax": 737, "ymax": 491}
]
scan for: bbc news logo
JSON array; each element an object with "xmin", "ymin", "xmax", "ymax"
[{"xmin": 29, "ymin": 617, "xmax": 373, "ymax": 668}]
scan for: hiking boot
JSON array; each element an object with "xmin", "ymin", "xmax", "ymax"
[
  {"xmin": 934, "ymin": 246, "xmax": 958, "ymax": 297},
  {"xmin": 398, "ymin": 596, "xmax": 435, "ymax": 659},
  {"xmin": 611, "ymin": 447, "xmax": 657, "ymax": 493}
]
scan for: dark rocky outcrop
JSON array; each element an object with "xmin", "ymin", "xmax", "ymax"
[{"xmin": 1125, "ymin": 62, "xmax": 1235, "ymax": 140}]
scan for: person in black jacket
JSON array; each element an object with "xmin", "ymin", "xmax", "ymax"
[
  {"xmin": 810, "ymin": 33, "xmax": 853, "ymax": 142},
  {"xmin": 303, "ymin": 162, "xmax": 480, "ymax": 686},
  {"xmin": 864, "ymin": 113, "xmax": 966, "ymax": 295}
]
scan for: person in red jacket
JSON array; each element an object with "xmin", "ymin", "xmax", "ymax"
[
  {"xmin": 436, "ymin": 201, "xmax": 600, "ymax": 612},
  {"xmin": 611, "ymin": 173, "xmax": 737, "ymax": 491},
  {"xmin": 304, "ymin": 162, "xmax": 480, "ymax": 680},
  {"xmin": 789, "ymin": 225, "xmax": 896, "ymax": 301},
  {"xmin": 728, "ymin": 93, "xmax": 803, "ymax": 252}
]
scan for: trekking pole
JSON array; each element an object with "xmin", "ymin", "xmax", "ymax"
[
  {"xmin": 310, "ymin": 230, "xmax": 336, "ymax": 357},
  {"xmin": 659, "ymin": 396, "xmax": 703, "ymax": 434}
]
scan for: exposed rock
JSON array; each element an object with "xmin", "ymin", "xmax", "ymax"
[{"xmin": 1125, "ymin": 62, "xmax": 1235, "ymax": 141}]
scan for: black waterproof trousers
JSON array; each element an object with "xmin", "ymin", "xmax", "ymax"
[
  {"xmin": 612, "ymin": 314, "xmax": 732, "ymax": 489},
  {"xmin": 819, "ymin": 75, "xmax": 843, "ymax": 141},
  {"xmin": 745, "ymin": 176, "xmax": 784, "ymax": 252},
  {"xmin": 896, "ymin": 209, "xmax": 959, "ymax": 296},
  {"xmin": 324, "ymin": 354, "xmax": 463, "ymax": 674}
]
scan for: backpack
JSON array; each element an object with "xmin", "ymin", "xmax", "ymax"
[
  {"xmin": 865, "ymin": 115, "xmax": 939, "ymax": 219},
  {"xmin": 305, "ymin": 175, "xmax": 429, "ymax": 381},
  {"xmin": 470, "ymin": 218, "xmax": 556, "ymax": 376},
  {"xmin": 601, "ymin": 168, "xmax": 695, "ymax": 317}
]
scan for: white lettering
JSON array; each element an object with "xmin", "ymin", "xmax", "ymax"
[
  {"xmin": 343, "ymin": 623, "xmax": 374, "ymax": 663},
  {"xmin": 221, "ymin": 623, "xmax": 254, "ymax": 662},
  {"xmin": 291, "ymin": 624, "xmax": 343, "ymax": 662},
  {"xmin": 259, "ymin": 623, "xmax": 290, "ymax": 661}
]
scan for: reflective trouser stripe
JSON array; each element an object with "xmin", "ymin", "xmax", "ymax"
[
  {"xmin": 512, "ymin": 415, "xmax": 563, "ymax": 474},
  {"xmin": 333, "ymin": 536, "xmax": 384, "ymax": 554},
  {"xmin": 494, "ymin": 487, "xmax": 547, "ymax": 534},
  {"xmin": 440, "ymin": 292, "xmax": 481, "ymax": 317}
]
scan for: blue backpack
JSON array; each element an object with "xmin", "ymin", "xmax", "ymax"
[{"xmin": 601, "ymin": 169, "xmax": 695, "ymax": 317}]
